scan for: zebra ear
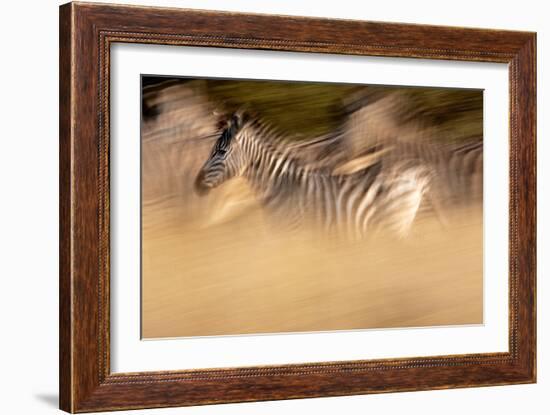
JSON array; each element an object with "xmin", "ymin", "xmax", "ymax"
[
  {"xmin": 212, "ymin": 105, "xmax": 233, "ymax": 128},
  {"xmin": 216, "ymin": 117, "xmax": 229, "ymax": 131},
  {"xmin": 233, "ymin": 113, "xmax": 242, "ymax": 129},
  {"xmin": 233, "ymin": 110, "xmax": 248, "ymax": 129},
  {"xmin": 214, "ymin": 109, "xmax": 233, "ymax": 130}
]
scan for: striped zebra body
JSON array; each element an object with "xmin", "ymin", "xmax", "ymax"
[
  {"xmin": 195, "ymin": 114, "xmax": 431, "ymax": 239},
  {"xmin": 385, "ymin": 140, "xmax": 483, "ymax": 209},
  {"xmin": 357, "ymin": 139, "xmax": 483, "ymax": 226},
  {"xmin": 439, "ymin": 140, "xmax": 483, "ymax": 206}
]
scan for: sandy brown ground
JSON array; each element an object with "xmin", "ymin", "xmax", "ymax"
[{"xmin": 142, "ymin": 201, "xmax": 482, "ymax": 338}]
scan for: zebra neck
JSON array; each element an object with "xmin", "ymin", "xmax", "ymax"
[{"xmin": 239, "ymin": 128, "xmax": 309, "ymax": 197}]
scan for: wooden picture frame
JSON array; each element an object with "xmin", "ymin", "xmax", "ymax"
[{"xmin": 59, "ymin": 2, "xmax": 536, "ymax": 412}]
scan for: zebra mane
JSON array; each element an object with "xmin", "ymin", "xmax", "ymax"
[
  {"xmin": 228, "ymin": 114, "xmax": 385, "ymax": 181},
  {"xmin": 238, "ymin": 117, "xmax": 335, "ymax": 177}
]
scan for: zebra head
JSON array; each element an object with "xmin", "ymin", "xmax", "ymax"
[{"xmin": 194, "ymin": 112, "xmax": 246, "ymax": 196}]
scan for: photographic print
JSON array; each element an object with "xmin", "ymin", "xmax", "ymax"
[{"xmin": 141, "ymin": 77, "xmax": 483, "ymax": 339}]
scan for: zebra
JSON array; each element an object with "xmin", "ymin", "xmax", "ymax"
[
  {"xmin": 437, "ymin": 140, "xmax": 483, "ymax": 207},
  {"xmin": 194, "ymin": 112, "xmax": 432, "ymax": 239},
  {"xmin": 381, "ymin": 139, "xmax": 483, "ymax": 215},
  {"xmin": 335, "ymin": 90, "xmax": 483, "ymax": 219}
]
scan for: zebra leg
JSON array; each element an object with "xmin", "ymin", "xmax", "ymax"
[
  {"xmin": 374, "ymin": 165, "xmax": 431, "ymax": 239},
  {"xmin": 386, "ymin": 189, "xmax": 425, "ymax": 238}
]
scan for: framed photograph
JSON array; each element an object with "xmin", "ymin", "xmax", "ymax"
[{"xmin": 59, "ymin": 2, "xmax": 536, "ymax": 412}]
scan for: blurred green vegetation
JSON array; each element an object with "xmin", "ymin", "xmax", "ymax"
[
  {"xmin": 202, "ymin": 79, "xmax": 482, "ymax": 143},
  {"xmin": 143, "ymin": 77, "xmax": 481, "ymax": 143},
  {"xmin": 204, "ymin": 80, "xmax": 361, "ymax": 138},
  {"xmin": 395, "ymin": 87, "xmax": 483, "ymax": 142}
]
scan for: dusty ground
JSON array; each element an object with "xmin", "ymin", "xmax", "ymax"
[{"xmin": 142, "ymin": 201, "xmax": 482, "ymax": 338}]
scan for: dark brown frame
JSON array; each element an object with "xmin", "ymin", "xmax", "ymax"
[{"xmin": 59, "ymin": 2, "xmax": 536, "ymax": 412}]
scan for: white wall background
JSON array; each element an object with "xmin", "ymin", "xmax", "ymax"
[{"xmin": 0, "ymin": 0, "xmax": 546, "ymax": 414}]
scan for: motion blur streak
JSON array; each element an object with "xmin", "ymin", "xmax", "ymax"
[{"xmin": 141, "ymin": 78, "xmax": 483, "ymax": 338}]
